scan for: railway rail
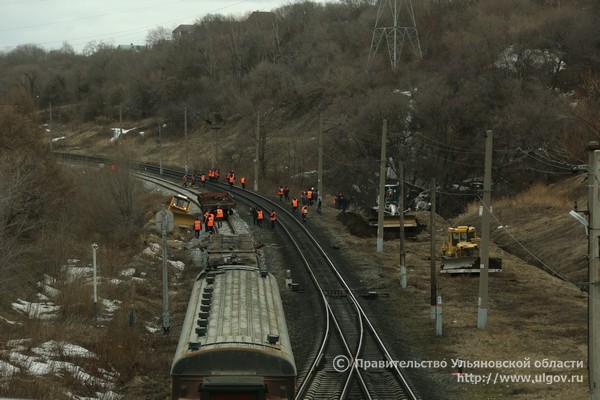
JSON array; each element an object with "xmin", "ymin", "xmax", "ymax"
[{"xmin": 57, "ymin": 153, "xmax": 420, "ymax": 399}]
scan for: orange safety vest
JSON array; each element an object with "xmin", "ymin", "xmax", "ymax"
[
  {"xmin": 216, "ymin": 208, "xmax": 224, "ymax": 218},
  {"xmin": 201, "ymin": 175, "xmax": 206, "ymax": 182},
  {"xmin": 194, "ymin": 220, "xmax": 201, "ymax": 230},
  {"xmin": 241, "ymin": 177, "xmax": 246, "ymax": 184},
  {"xmin": 301, "ymin": 206, "xmax": 308, "ymax": 215},
  {"xmin": 257, "ymin": 210, "xmax": 264, "ymax": 220},
  {"xmin": 278, "ymin": 187, "xmax": 284, "ymax": 195},
  {"xmin": 270, "ymin": 212, "xmax": 276, "ymax": 221},
  {"xmin": 228, "ymin": 176, "xmax": 234, "ymax": 183},
  {"xmin": 307, "ymin": 190, "xmax": 313, "ymax": 199},
  {"xmin": 208, "ymin": 170, "xmax": 214, "ymax": 178},
  {"xmin": 207, "ymin": 214, "xmax": 215, "ymax": 226},
  {"xmin": 292, "ymin": 198, "xmax": 298, "ymax": 207}
]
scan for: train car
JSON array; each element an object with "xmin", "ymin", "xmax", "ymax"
[
  {"xmin": 198, "ymin": 191, "xmax": 236, "ymax": 216},
  {"xmin": 171, "ymin": 235, "xmax": 296, "ymax": 400}
]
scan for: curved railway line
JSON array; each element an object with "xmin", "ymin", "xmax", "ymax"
[{"xmin": 58, "ymin": 153, "xmax": 421, "ymax": 399}]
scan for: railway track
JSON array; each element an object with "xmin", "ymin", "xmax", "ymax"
[
  {"xmin": 198, "ymin": 181, "xmax": 420, "ymax": 400},
  {"xmin": 57, "ymin": 153, "xmax": 420, "ymax": 399}
]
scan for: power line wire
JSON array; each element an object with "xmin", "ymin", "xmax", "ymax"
[{"xmin": 478, "ymin": 197, "xmax": 584, "ymax": 290}]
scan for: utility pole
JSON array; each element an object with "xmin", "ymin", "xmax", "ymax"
[
  {"xmin": 430, "ymin": 178, "xmax": 436, "ymax": 319},
  {"xmin": 119, "ymin": 104, "xmax": 123, "ymax": 141},
  {"xmin": 477, "ymin": 130, "xmax": 493, "ymax": 329},
  {"xmin": 376, "ymin": 119, "xmax": 388, "ymax": 252},
  {"xmin": 92, "ymin": 243, "xmax": 98, "ymax": 324},
  {"xmin": 398, "ymin": 161, "xmax": 407, "ymax": 288},
  {"xmin": 587, "ymin": 141, "xmax": 600, "ymax": 399},
  {"xmin": 184, "ymin": 107, "xmax": 188, "ymax": 174},
  {"xmin": 254, "ymin": 111, "xmax": 260, "ymax": 192},
  {"xmin": 318, "ymin": 114, "xmax": 324, "ymax": 205},
  {"xmin": 157, "ymin": 123, "xmax": 163, "ymax": 175},
  {"xmin": 155, "ymin": 207, "xmax": 173, "ymax": 334}
]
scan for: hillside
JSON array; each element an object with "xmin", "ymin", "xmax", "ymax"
[
  {"xmin": 318, "ymin": 175, "xmax": 591, "ymax": 399},
  {"xmin": 3, "ymin": 0, "xmax": 600, "ymax": 220}
]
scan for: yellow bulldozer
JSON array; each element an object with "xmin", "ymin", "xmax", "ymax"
[
  {"xmin": 440, "ymin": 226, "xmax": 502, "ymax": 274},
  {"xmin": 167, "ymin": 194, "xmax": 198, "ymax": 228}
]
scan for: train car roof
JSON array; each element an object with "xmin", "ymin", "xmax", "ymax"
[{"xmin": 171, "ymin": 265, "xmax": 296, "ymax": 377}]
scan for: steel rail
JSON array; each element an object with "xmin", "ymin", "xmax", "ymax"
[{"xmin": 57, "ymin": 153, "xmax": 418, "ymax": 399}]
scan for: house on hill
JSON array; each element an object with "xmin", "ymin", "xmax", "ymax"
[
  {"xmin": 172, "ymin": 24, "xmax": 195, "ymax": 38},
  {"xmin": 245, "ymin": 11, "xmax": 277, "ymax": 28},
  {"xmin": 117, "ymin": 43, "xmax": 146, "ymax": 51}
]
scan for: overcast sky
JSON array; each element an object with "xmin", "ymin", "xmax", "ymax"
[{"xmin": 1, "ymin": 0, "xmax": 333, "ymax": 53}]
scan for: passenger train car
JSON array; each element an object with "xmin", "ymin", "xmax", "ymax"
[{"xmin": 171, "ymin": 235, "xmax": 296, "ymax": 400}]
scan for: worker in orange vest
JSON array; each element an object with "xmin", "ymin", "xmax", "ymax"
[
  {"xmin": 291, "ymin": 197, "xmax": 299, "ymax": 214},
  {"xmin": 207, "ymin": 213, "xmax": 215, "ymax": 234},
  {"xmin": 194, "ymin": 218, "xmax": 202, "ymax": 238},
  {"xmin": 215, "ymin": 206, "xmax": 224, "ymax": 228},
  {"xmin": 301, "ymin": 205, "xmax": 308, "ymax": 223},
  {"xmin": 270, "ymin": 210, "xmax": 276, "ymax": 229},
  {"xmin": 240, "ymin": 176, "xmax": 246, "ymax": 189},
  {"xmin": 283, "ymin": 186, "xmax": 290, "ymax": 201},
  {"xmin": 256, "ymin": 208, "xmax": 264, "ymax": 227},
  {"xmin": 200, "ymin": 174, "xmax": 206, "ymax": 188},
  {"xmin": 278, "ymin": 186, "xmax": 284, "ymax": 201}
]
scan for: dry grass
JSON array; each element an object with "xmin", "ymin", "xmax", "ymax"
[{"xmin": 313, "ymin": 192, "xmax": 589, "ymax": 400}]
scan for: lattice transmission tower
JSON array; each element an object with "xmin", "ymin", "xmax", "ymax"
[{"xmin": 367, "ymin": 0, "xmax": 423, "ymax": 73}]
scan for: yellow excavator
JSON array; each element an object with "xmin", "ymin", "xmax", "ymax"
[{"xmin": 440, "ymin": 226, "xmax": 502, "ymax": 274}]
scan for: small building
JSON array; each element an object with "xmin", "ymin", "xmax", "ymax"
[
  {"xmin": 172, "ymin": 24, "xmax": 195, "ymax": 38},
  {"xmin": 117, "ymin": 43, "xmax": 146, "ymax": 51}
]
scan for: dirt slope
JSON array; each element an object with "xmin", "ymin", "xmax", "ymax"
[{"xmin": 310, "ymin": 177, "xmax": 590, "ymax": 399}]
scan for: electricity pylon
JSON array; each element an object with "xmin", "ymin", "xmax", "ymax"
[{"xmin": 367, "ymin": 0, "xmax": 423, "ymax": 73}]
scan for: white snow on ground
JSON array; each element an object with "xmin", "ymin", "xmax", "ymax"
[
  {"xmin": 1, "ymin": 240, "xmax": 182, "ymax": 399},
  {"xmin": 0, "ymin": 359, "xmax": 20, "ymax": 377},
  {"xmin": 0, "ymin": 339, "xmax": 121, "ymax": 399},
  {"xmin": 120, "ymin": 267, "xmax": 136, "ymax": 277},
  {"xmin": 109, "ymin": 127, "xmax": 139, "ymax": 143},
  {"xmin": 0, "ymin": 315, "xmax": 20, "ymax": 325},
  {"xmin": 142, "ymin": 242, "xmax": 161, "ymax": 256},
  {"xmin": 169, "ymin": 260, "xmax": 185, "ymax": 271},
  {"xmin": 11, "ymin": 299, "xmax": 60, "ymax": 319}
]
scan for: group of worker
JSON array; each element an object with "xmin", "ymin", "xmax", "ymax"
[
  {"xmin": 333, "ymin": 193, "xmax": 351, "ymax": 212},
  {"xmin": 183, "ymin": 169, "xmax": 249, "ymax": 190},
  {"xmin": 193, "ymin": 205, "xmax": 226, "ymax": 237},
  {"xmin": 182, "ymin": 173, "xmax": 206, "ymax": 188},
  {"xmin": 288, "ymin": 186, "xmax": 322, "ymax": 223},
  {"xmin": 251, "ymin": 207, "xmax": 277, "ymax": 229}
]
